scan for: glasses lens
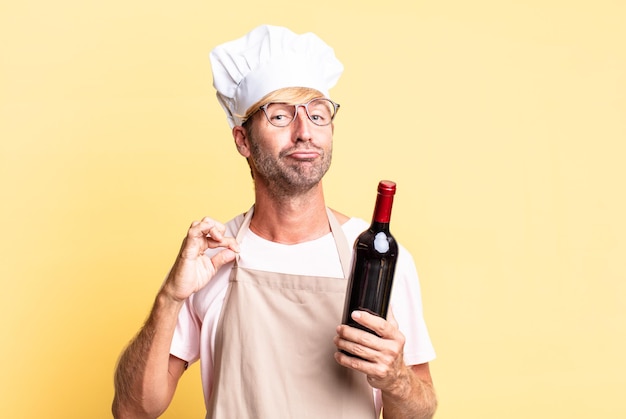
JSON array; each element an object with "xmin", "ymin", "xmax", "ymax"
[
  {"xmin": 264, "ymin": 103, "xmax": 295, "ymax": 127},
  {"xmin": 306, "ymin": 99, "xmax": 336, "ymax": 126}
]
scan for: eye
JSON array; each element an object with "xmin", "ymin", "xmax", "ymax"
[
  {"xmin": 272, "ymin": 114, "xmax": 288, "ymax": 121},
  {"xmin": 307, "ymin": 102, "xmax": 332, "ymax": 124},
  {"xmin": 266, "ymin": 104, "xmax": 294, "ymax": 124}
]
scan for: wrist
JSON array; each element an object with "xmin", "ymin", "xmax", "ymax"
[
  {"xmin": 156, "ymin": 285, "xmax": 187, "ymax": 310},
  {"xmin": 383, "ymin": 365, "xmax": 413, "ymax": 402},
  {"xmin": 158, "ymin": 269, "xmax": 193, "ymax": 305}
]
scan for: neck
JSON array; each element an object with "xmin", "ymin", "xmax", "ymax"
[{"xmin": 250, "ymin": 183, "xmax": 330, "ymax": 244}]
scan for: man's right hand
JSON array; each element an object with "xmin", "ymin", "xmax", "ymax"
[
  {"xmin": 113, "ymin": 216, "xmax": 239, "ymax": 418},
  {"xmin": 162, "ymin": 217, "xmax": 240, "ymax": 302}
]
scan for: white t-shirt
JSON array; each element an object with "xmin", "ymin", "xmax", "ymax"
[{"xmin": 170, "ymin": 214, "xmax": 436, "ymax": 415}]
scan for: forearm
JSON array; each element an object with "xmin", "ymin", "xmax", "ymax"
[
  {"xmin": 381, "ymin": 365, "xmax": 437, "ymax": 419},
  {"xmin": 112, "ymin": 291, "xmax": 184, "ymax": 419}
]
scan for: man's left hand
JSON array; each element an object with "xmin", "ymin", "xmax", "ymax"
[{"xmin": 334, "ymin": 309, "xmax": 408, "ymax": 392}]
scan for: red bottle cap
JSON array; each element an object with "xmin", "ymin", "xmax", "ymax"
[
  {"xmin": 378, "ymin": 180, "xmax": 396, "ymax": 196},
  {"xmin": 374, "ymin": 180, "xmax": 396, "ymax": 223}
]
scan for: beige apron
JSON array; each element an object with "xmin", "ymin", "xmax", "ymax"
[{"xmin": 207, "ymin": 207, "xmax": 376, "ymax": 419}]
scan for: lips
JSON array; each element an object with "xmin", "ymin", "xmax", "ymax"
[{"xmin": 284, "ymin": 148, "xmax": 321, "ymax": 160}]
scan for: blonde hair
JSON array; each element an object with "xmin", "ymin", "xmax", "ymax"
[{"xmin": 241, "ymin": 87, "xmax": 328, "ymax": 124}]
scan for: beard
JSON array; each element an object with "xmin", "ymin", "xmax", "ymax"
[{"xmin": 248, "ymin": 136, "xmax": 332, "ymax": 197}]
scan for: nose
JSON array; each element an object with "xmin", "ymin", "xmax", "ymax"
[{"xmin": 292, "ymin": 105, "xmax": 313, "ymax": 141}]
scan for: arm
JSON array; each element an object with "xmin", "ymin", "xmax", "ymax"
[
  {"xmin": 380, "ymin": 363, "xmax": 437, "ymax": 419},
  {"xmin": 112, "ymin": 295, "xmax": 187, "ymax": 418},
  {"xmin": 334, "ymin": 310, "xmax": 437, "ymax": 419},
  {"xmin": 112, "ymin": 217, "xmax": 239, "ymax": 418}
]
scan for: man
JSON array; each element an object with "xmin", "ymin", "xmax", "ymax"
[{"xmin": 113, "ymin": 25, "xmax": 437, "ymax": 419}]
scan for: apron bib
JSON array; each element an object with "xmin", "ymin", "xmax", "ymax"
[{"xmin": 206, "ymin": 207, "xmax": 376, "ymax": 419}]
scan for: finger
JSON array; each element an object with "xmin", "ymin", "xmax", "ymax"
[
  {"xmin": 351, "ymin": 311, "xmax": 396, "ymax": 339},
  {"xmin": 201, "ymin": 222, "xmax": 240, "ymax": 252},
  {"xmin": 189, "ymin": 219, "xmax": 240, "ymax": 252},
  {"xmin": 196, "ymin": 218, "xmax": 226, "ymax": 240},
  {"xmin": 334, "ymin": 349, "xmax": 372, "ymax": 372},
  {"xmin": 334, "ymin": 333, "xmax": 379, "ymax": 362},
  {"xmin": 210, "ymin": 248, "xmax": 238, "ymax": 272},
  {"xmin": 336, "ymin": 323, "xmax": 385, "ymax": 356},
  {"xmin": 216, "ymin": 236, "xmax": 240, "ymax": 253},
  {"xmin": 188, "ymin": 217, "xmax": 224, "ymax": 238}
]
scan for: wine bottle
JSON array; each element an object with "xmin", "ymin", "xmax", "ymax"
[{"xmin": 342, "ymin": 180, "xmax": 399, "ymax": 341}]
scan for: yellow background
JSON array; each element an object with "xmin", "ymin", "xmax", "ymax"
[{"xmin": 1, "ymin": 1, "xmax": 625, "ymax": 418}]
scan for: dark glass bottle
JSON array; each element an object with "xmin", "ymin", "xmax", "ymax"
[{"xmin": 342, "ymin": 180, "xmax": 399, "ymax": 340}]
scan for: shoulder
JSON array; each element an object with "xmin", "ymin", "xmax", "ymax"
[
  {"xmin": 223, "ymin": 212, "xmax": 247, "ymax": 236},
  {"xmin": 341, "ymin": 217, "xmax": 368, "ymax": 241},
  {"xmin": 329, "ymin": 208, "xmax": 369, "ymax": 232},
  {"xmin": 329, "ymin": 208, "xmax": 351, "ymax": 225},
  {"xmin": 328, "ymin": 208, "xmax": 368, "ymax": 239}
]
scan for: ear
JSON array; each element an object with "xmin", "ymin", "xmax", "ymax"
[{"xmin": 232, "ymin": 125, "xmax": 251, "ymax": 158}]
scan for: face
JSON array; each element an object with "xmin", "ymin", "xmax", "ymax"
[{"xmin": 238, "ymin": 107, "xmax": 334, "ymax": 196}]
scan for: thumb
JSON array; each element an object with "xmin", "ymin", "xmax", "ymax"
[{"xmin": 210, "ymin": 248, "xmax": 238, "ymax": 272}]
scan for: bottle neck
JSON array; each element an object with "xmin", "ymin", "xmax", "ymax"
[
  {"xmin": 372, "ymin": 191, "xmax": 394, "ymax": 225},
  {"xmin": 370, "ymin": 221, "xmax": 391, "ymax": 234}
]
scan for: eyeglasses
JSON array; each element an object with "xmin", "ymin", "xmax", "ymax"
[{"xmin": 258, "ymin": 98, "xmax": 340, "ymax": 127}]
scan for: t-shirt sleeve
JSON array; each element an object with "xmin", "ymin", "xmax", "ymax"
[
  {"xmin": 170, "ymin": 296, "xmax": 202, "ymax": 364},
  {"xmin": 391, "ymin": 245, "xmax": 436, "ymax": 366}
]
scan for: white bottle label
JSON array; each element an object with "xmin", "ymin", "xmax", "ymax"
[{"xmin": 373, "ymin": 232, "xmax": 390, "ymax": 253}]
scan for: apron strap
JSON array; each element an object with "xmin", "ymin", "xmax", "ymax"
[
  {"xmin": 234, "ymin": 205, "xmax": 352, "ymax": 279},
  {"xmin": 326, "ymin": 207, "xmax": 352, "ymax": 279},
  {"xmin": 235, "ymin": 205, "xmax": 255, "ymax": 243}
]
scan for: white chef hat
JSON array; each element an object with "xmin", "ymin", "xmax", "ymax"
[{"xmin": 210, "ymin": 25, "xmax": 344, "ymax": 128}]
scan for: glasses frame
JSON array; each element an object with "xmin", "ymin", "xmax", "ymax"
[{"xmin": 258, "ymin": 98, "xmax": 340, "ymax": 127}]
